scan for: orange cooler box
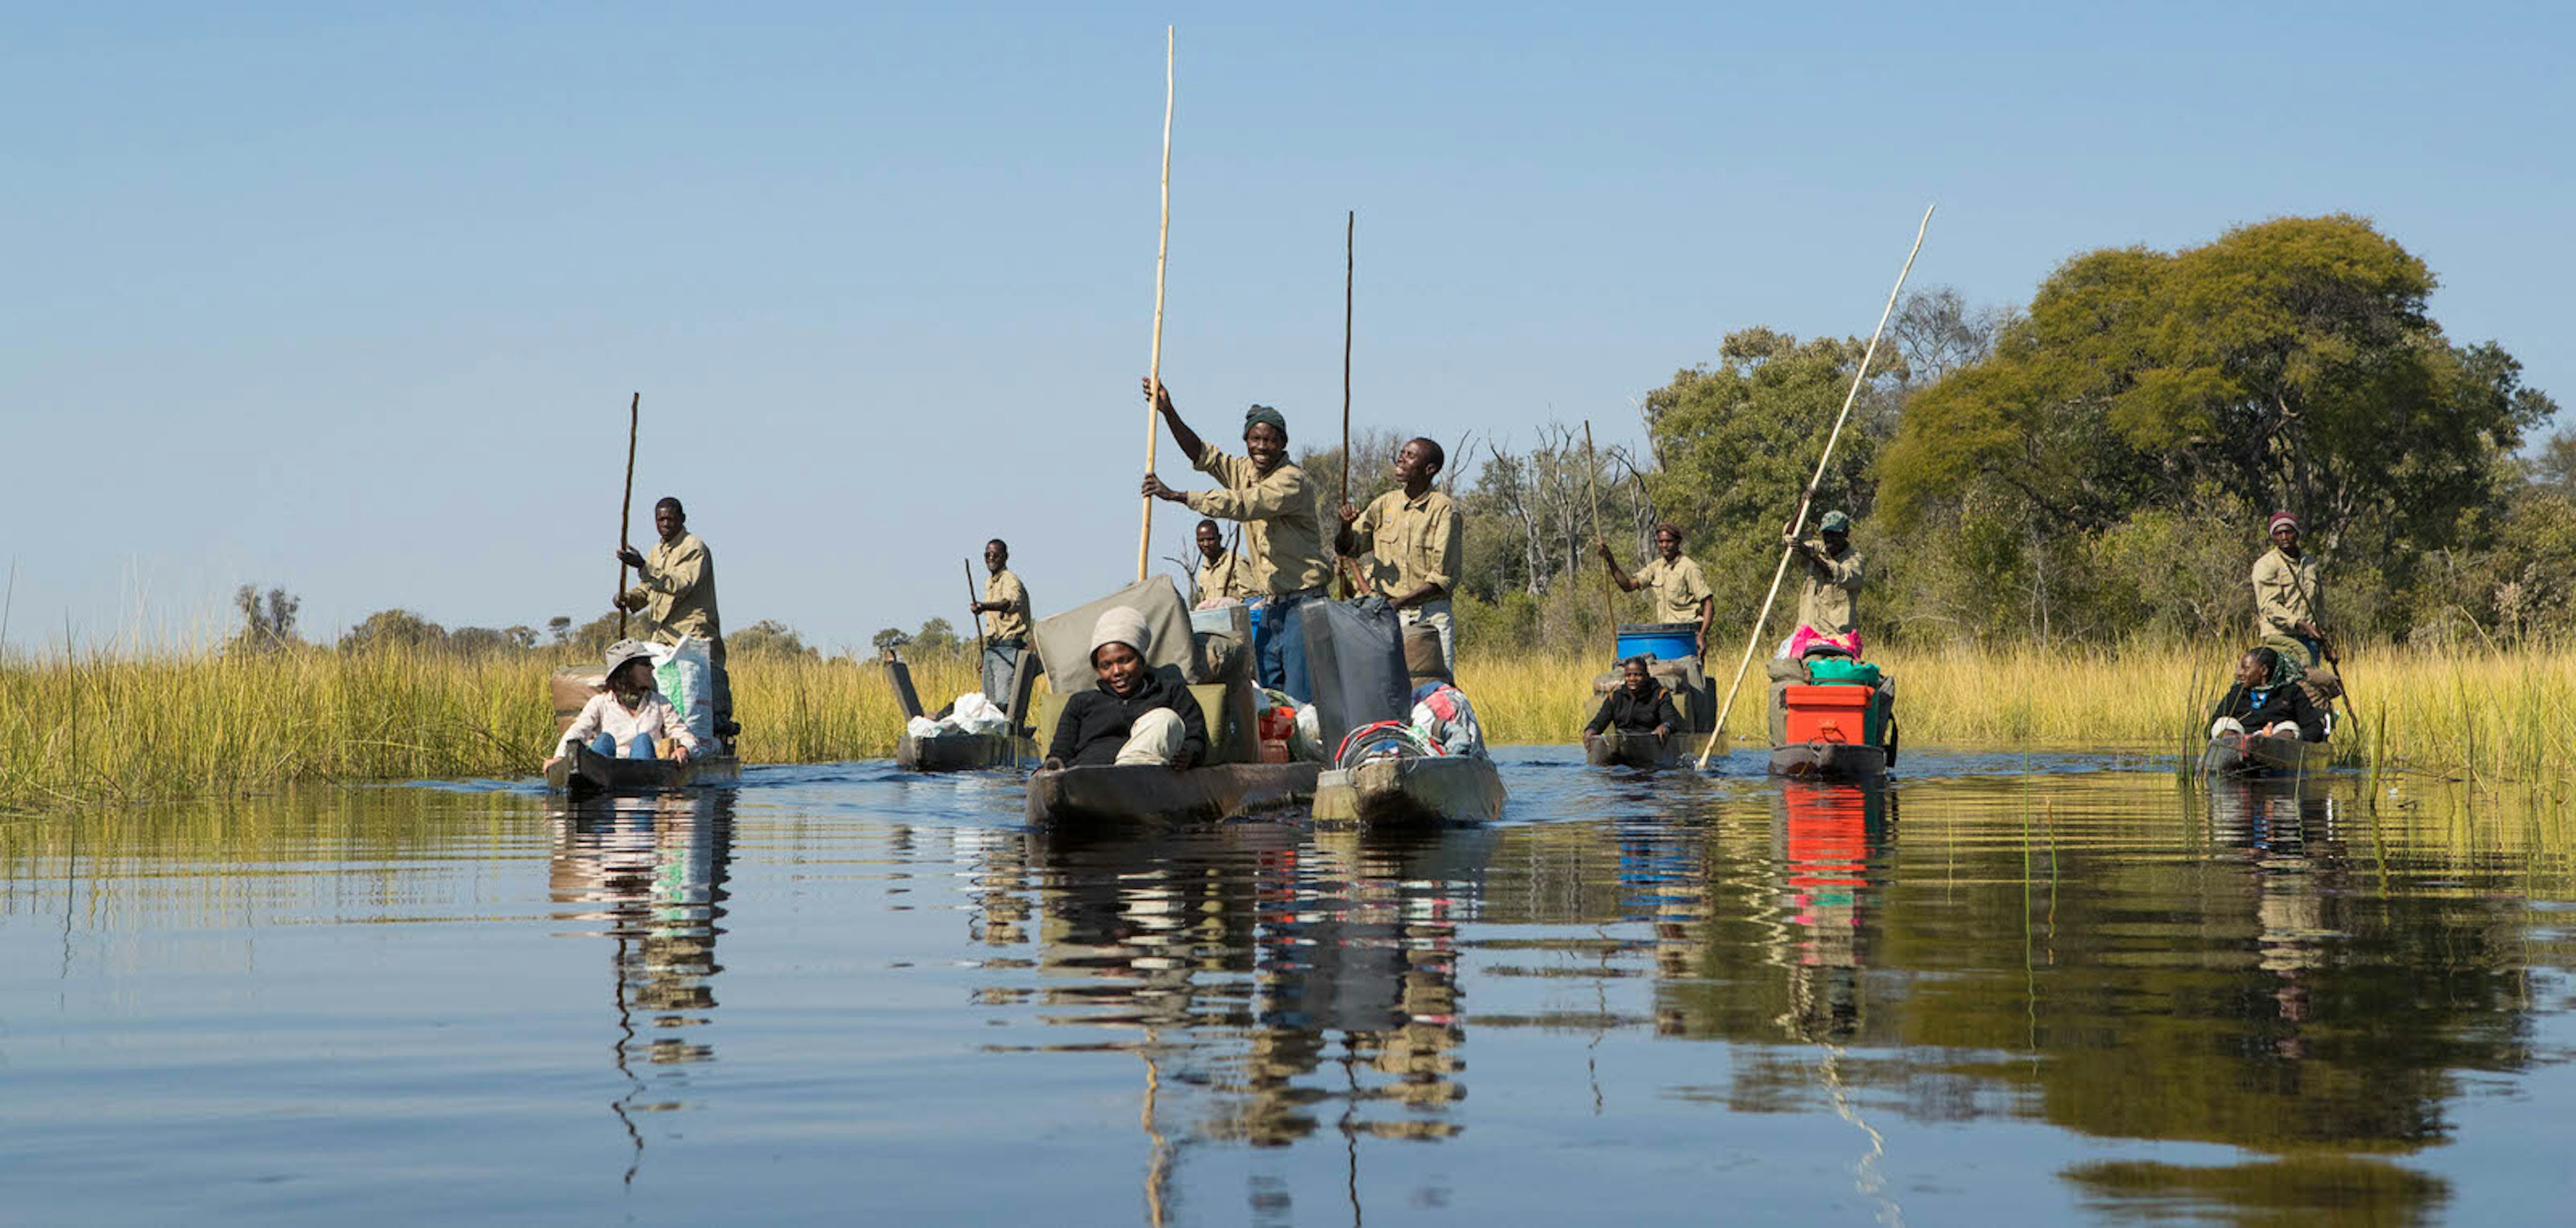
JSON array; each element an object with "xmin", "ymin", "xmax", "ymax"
[{"xmin": 1783, "ymin": 683, "xmax": 1876, "ymax": 745}]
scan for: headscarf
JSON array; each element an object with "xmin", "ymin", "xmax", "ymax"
[
  {"xmin": 1089, "ymin": 607, "xmax": 1152, "ymax": 661},
  {"xmin": 2268, "ymin": 511, "xmax": 2298, "ymax": 533},
  {"xmin": 1243, "ymin": 404, "xmax": 1289, "ymax": 440},
  {"xmin": 1818, "ymin": 510, "xmax": 1852, "ymax": 535}
]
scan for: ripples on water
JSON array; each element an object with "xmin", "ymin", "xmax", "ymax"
[{"xmin": 5, "ymin": 748, "xmax": 2574, "ymax": 1225}]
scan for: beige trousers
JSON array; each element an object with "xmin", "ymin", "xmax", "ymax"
[{"xmin": 1114, "ymin": 708, "xmax": 1187, "ymax": 766}]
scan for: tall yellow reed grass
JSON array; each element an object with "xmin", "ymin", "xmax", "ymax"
[{"xmin": 1, "ymin": 640, "xmax": 2568, "ymax": 812}]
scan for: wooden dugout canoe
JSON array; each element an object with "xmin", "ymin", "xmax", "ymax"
[
  {"xmin": 1024, "ymin": 761, "xmax": 1323, "ymax": 830},
  {"xmin": 1584, "ymin": 730, "xmax": 1680, "ymax": 769},
  {"xmin": 2200, "ymin": 730, "xmax": 2334, "ymax": 778},
  {"xmin": 895, "ymin": 729, "xmax": 1022, "ymax": 772},
  {"xmin": 1767, "ymin": 741, "xmax": 1888, "ymax": 782},
  {"xmin": 1311, "ymin": 755, "xmax": 1507, "ymax": 830},
  {"xmin": 546, "ymin": 742, "xmax": 742, "ymax": 800}
]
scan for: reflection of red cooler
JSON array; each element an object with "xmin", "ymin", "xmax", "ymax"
[
  {"xmin": 1782, "ymin": 785, "xmax": 1869, "ymax": 964},
  {"xmin": 1783, "ymin": 684, "xmax": 1876, "ymax": 746}
]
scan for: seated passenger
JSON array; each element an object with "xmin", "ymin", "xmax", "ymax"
[
  {"xmin": 548, "ymin": 641, "xmax": 702, "ymax": 769},
  {"xmin": 2210, "ymin": 647, "xmax": 2326, "ymax": 742},
  {"xmin": 1587, "ymin": 657, "xmax": 1682, "ymax": 739},
  {"xmin": 1403, "ymin": 625, "xmax": 1486, "ymax": 758},
  {"xmin": 1046, "ymin": 608, "xmax": 1210, "ymax": 769}
]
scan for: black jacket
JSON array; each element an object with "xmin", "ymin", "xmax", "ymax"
[
  {"xmin": 2212, "ymin": 682, "xmax": 2326, "ymax": 742},
  {"xmin": 1587, "ymin": 683, "xmax": 1682, "ymax": 736},
  {"xmin": 1049, "ymin": 666, "xmax": 1210, "ymax": 767}
]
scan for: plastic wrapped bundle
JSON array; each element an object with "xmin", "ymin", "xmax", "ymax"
[{"xmin": 1299, "ymin": 600, "xmax": 1409, "ymax": 761}]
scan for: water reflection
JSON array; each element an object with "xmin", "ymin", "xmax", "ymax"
[
  {"xmin": 1001, "ymin": 824, "xmax": 1493, "ymax": 1222},
  {"xmin": 548, "ymin": 791, "xmax": 736, "ymax": 1183}
]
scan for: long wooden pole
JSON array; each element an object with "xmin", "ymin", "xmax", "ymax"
[
  {"xmin": 1582, "ymin": 421, "xmax": 1611, "ymax": 636},
  {"xmin": 616, "ymin": 391, "xmax": 639, "ymax": 637},
  {"xmin": 1697, "ymin": 205, "xmax": 1934, "ymax": 771},
  {"xmin": 1342, "ymin": 209, "xmax": 1354, "ymax": 508},
  {"xmin": 965, "ymin": 559, "xmax": 986, "ymax": 665},
  {"xmin": 1136, "ymin": 26, "xmax": 1175, "ymax": 583}
]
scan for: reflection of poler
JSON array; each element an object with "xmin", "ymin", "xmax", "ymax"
[
  {"xmin": 1044, "ymin": 608, "xmax": 1209, "ymax": 769},
  {"xmin": 1140, "ymin": 378, "xmax": 1334, "ymax": 702},
  {"xmin": 546, "ymin": 640, "xmax": 703, "ymax": 770}
]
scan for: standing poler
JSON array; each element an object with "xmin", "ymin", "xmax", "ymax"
[
  {"xmin": 614, "ymin": 496, "xmax": 733, "ymax": 736},
  {"xmin": 967, "ymin": 537, "xmax": 1032, "ymax": 702},
  {"xmin": 1335, "ymin": 437, "xmax": 1464, "ymax": 672},
  {"xmin": 1784, "ymin": 510, "xmax": 1864, "ymax": 647},
  {"xmin": 2253, "ymin": 510, "xmax": 2331, "ymax": 683},
  {"xmin": 1139, "ymin": 377, "xmax": 1333, "ymax": 702},
  {"xmin": 1597, "ymin": 522, "xmax": 1715, "ymax": 658},
  {"xmin": 1191, "ymin": 518, "xmax": 1252, "ymax": 606}
]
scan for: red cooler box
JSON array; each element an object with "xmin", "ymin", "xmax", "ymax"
[{"xmin": 1783, "ymin": 683, "xmax": 1873, "ymax": 745}]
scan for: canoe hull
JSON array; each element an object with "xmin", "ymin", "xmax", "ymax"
[
  {"xmin": 546, "ymin": 744, "xmax": 742, "ymax": 799},
  {"xmin": 1025, "ymin": 762, "xmax": 1323, "ymax": 829},
  {"xmin": 1584, "ymin": 731, "xmax": 1679, "ymax": 769},
  {"xmin": 2201, "ymin": 732, "xmax": 2333, "ymax": 777},
  {"xmin": 896, "ymin": 730, "xmax": 1020, "ymax": 772},
  {"xmin": 1313, "ymin": 755, "xmax": 1507, "ymax": 829},
  {"xmin": 1767, "ymin": 742, "xmax": 1887, "ymax": 781}
]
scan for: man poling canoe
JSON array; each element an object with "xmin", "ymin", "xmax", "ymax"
[
  {"xmin": 1336, "ymin": 437, "xmax": 1464, "ymax": 673},
  {"xmin": 1140, "ymin": 379, "xmax": 1334, "ymax": 702},
  {"xmin": 1597, "ymin": 523, "xmax": 1715, "ymax": 659},
  {"xmin": 614, "ymin": 496, "xmax": 735, "ymax": 737}
]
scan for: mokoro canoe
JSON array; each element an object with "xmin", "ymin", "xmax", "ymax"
[
  {"xmin": 1024, "ymin": 761, "xmax": 1324, "ymax": 829},
  {"xmin": 1768, "ymin": 742, "xmax": 1888, "ymax": 781},
  {"xmin": 546, "ymin": 743, "xmax": 743, "ymax": 799},
  {"xmin": 2201, "ymin": 731, "xmax": 2334, "ymax": 777},
  {"xmin": 1312, "ymin": 755, "xmax": 1507, "ymax": 829},
  {"xmin": 896, "ymin": 729, "xmax": 1020, "ymax": 772},
  {"xmin": 1584, "ymin": 730, "xmax": 1680, "ymax": 768}
]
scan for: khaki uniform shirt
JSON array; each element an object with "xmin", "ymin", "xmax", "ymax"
[
  {"xmin": 623, "ymin": 532, "xmax": 722, "ymax": 645},
  {"xmin": 1794, "ymin": 545, "xmax": 1863, "ymax": 634},
  {"xmin": 1195, "ymin": 549, "xmax": 1252, "ymax": 604},
  {"xmin": 1350, "ymin": 488, "xmax": 1462, "ymax": 601},
  {"xmin": 1185, "ymin": 446, "xmax": 1332, "ymax": 595},
  {"xmin": 983, "ymin": 569, "xmax": 1031, "ymax": 642},
  {"xmin": 2252, "ymin": 546, "xmax": 2321, "ymax": 638},
  {"xmin": 1632, "ymin": 555, "xmax": 1713, "ymax": 626}
]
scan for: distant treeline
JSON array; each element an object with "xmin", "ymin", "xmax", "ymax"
[
  {"xmin": 228, "ymin": 586, "xmax": 826, "ymax": 661},
  {"xmin": 1314, "ymin": 214, "xmax": 2565, "ymax": 655}
]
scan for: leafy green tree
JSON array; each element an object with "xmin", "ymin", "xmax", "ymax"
[
  {"xmin": 339, "ymin": 609, "xmax": 445, "ymax": 653},
  {"xmin": 1880, "ymin": 215, "xmax": 2553, "ymax": 640},
  {"xmin": 912, "ymin": 618, "xmax": 961, "ymax": 653},
  {"xmin": 731, "ymin": 619, "xmax": 818, "ymax": 658},
  {"xmin": 229, "ymin": 585, "xmax": 301, "ymax": 653},
  {"xmin": 1642, "ymin": 327, "xmax": 1906, "ymax": 619},
  {"xmin": 871, "ymin": 626, "xmax": 911, "ymax": 653}
]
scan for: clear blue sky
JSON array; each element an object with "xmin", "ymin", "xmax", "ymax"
[{"xmin": 8, "ymin": 2, "xmax": 2568, "ymax": 653}]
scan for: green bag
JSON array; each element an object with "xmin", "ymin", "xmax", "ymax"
[{"xmin": 1806, "ymin": 659, "xmax": 1881, "ymax": 687}]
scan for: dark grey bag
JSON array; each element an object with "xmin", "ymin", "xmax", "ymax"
[{"xmin": 1299, "ymin": 600, "xmax": 1409, "ymax": 759}]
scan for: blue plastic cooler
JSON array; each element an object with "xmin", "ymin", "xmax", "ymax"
[{"xmin": 1615, "ymin": 622, "xmax": 1698, "ymax": 663}]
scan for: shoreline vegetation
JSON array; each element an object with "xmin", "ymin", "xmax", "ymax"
[{"xmin": 3, "ymin": 640, "xmax": 2569, "ymax": 812}]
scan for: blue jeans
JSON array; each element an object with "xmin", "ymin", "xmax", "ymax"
[
  {"xmin": 1255, "ymin": 591, "xmax": 1317, "ymax": 703},
  {"xmin": 590, "ymin": 732, "xmax": 655, "ymax": 760}
]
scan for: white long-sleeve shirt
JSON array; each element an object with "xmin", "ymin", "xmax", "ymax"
[{"xmin": 555, "ymin": 689, "xmax": 700, "ymax": 759}]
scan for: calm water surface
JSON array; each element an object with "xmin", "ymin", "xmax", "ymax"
[{"xmin": 6, "ymin": 748, "xmax": 2575, "ymax": 1225}]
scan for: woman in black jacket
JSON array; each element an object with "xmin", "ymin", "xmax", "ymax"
[
  {"xmin": 1045, "ymin": 607, "xmax": 1209, "ymax": 769},
  {"xmin": 1586, "ymin": 657, "xmax": 1682, "ymax": 738},
  {"xmin": 2210, "ymin": 647, "xmax": 2326, "ymax": 742}
]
